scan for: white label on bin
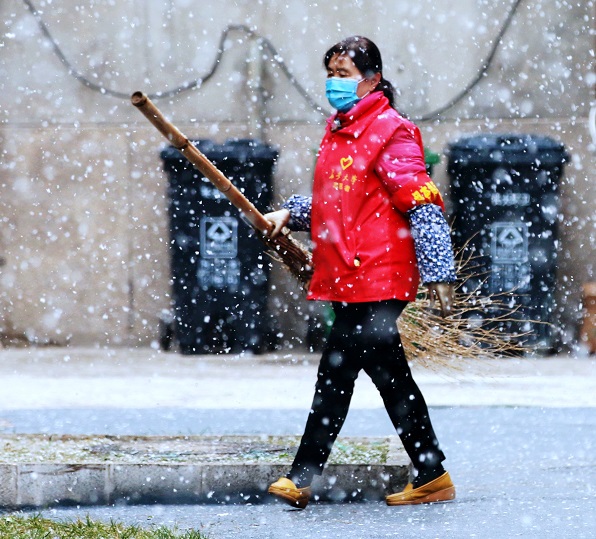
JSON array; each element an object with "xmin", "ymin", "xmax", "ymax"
[
  {"xmin": 490, "ymin": 221, "xmax": 528, "ymax": 263},
  {"xmin": 200, "ymin": 216, "xmax": 238, "ymax": 259},
  {"xmin": 198, "ymin": 258, "xmax": 240, "ymax": 291},
  {"xmin": 490, "ymin": 192, "xmax": 531, "ymax": 206},
  {"xmin": 489, "ymin": 221, "xmax": 531, "ymax": 294},
  {"xmin": 490, "ymin": 262, "xmax": 531, "ymax": 294}
]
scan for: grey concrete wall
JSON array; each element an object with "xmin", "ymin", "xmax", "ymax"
[{"xmin": 0, "ymin": 0, "xmax": 593, "ymax": 348}]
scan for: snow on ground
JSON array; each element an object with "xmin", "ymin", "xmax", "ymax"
[{"xmin": 0, "ymin": 346, "xmax": 594, "ymax": 409}]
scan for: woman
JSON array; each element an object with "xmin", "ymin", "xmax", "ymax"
[{"xmin": 265, "ymin": 36, "xmax": 457, "ymax": 509}]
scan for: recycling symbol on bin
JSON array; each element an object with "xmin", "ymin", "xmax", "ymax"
[
  {"xmin": 491, "ymin": 221, "xmax": 528, "ymax": 263},
  {"xmin": 207, "ymin": 222, "xmax": 232, "ymax": 243},
  {"xmin": 200, "ymin": 216, "xmax": 238, "ymax": 258},
  {"xmin": 498, "ymin": 227, "xmax": 524, "ymax": 249}
]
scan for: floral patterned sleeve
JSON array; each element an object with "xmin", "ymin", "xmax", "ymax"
[
  {"xmin": 281, "ymin": 195, "xmax": 312, "ymax": 232},
  {"xmin": 408, "ymin": 203, "xmax": 457, "ymax": 284}
]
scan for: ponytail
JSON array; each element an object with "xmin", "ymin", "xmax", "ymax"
[{"xmin": 377, "ymin": 77, "xmax": 396, "ymax": 109}]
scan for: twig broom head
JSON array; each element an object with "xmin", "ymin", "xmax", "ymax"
[
  {"xmin": 257, "ymin": 232, "xmax": 313, "ymax": 293},
  {"xmin": 264, "ymin": 234, "xmax": 528, "ymax": 367},
  {"xmin": 398, "ymin": 247, "xmax": 529, "ymax": 368}
]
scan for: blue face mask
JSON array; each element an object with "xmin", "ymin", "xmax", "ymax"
[{"xmin": 325, "ymin": 77, "xmax": 364, "ymax": 113}]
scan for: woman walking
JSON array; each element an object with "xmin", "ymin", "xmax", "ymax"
[{"xmin": 265, "ymin": 36, "xmax": 457, "ymax": 509}]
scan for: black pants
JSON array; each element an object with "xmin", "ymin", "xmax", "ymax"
[{"xmin": 289, "ymin": 300, "xmax": 445, "ymax": 485}]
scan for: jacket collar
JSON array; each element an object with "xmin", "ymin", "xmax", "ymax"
[{"xmin": 326, "ymin": 92, "xmax": 390, "ymax": 134}]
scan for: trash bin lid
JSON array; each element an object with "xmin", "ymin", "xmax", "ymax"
[
  {"xmin": 447, "ymin": 133, "xmax": 568, "ymax": 166},
  {"xmin": 216, "ymin": 138, "xmax": 278, "ymax": 161},
  {"xmin": 160, "ymin": 138, "xmax": 278, "ymax": 162},
  {"xmin": 160, "ymin": 139, "xmax": 217, "ymax": 161}
]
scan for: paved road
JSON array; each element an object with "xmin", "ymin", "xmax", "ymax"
[
  {"xmin": 11, "ymin": 406, "xmax": 596, "ymax": 539},
  {"xmin": 1, "ymin": 346, "xmax": 595, "ymax": 538}
]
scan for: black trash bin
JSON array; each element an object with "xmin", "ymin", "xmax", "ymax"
[
  {"xmin": 447, "ymin": 133, "xmax": 569, "ymax": 352},
  {"xmin": 160, "ymin": 139, "xmax": 278, "ymax": 354}
]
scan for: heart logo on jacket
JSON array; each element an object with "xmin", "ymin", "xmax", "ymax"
[{"xmin": 340, "ymin": 156, "xmax": 353, "ymax": 170}]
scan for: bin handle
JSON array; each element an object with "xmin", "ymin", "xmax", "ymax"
[
  {"xmin": 495, "ymin": 135, "xmax": 525, "ymax": 147},
  {"xmin": 131, "ymin": 91, "xmax": 313, "ymax": 288}
]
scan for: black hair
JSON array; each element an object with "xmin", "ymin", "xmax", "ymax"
[{"xmin": 324, "ymin": 35, "xmax": 397, "ymax": 109}]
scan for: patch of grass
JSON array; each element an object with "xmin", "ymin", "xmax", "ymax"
[
  {"xmin": 329, "ymin": 439, "xmax": 389, "ymax": 465},
  {"xmin": 0, "ymin": 434, "xmax": 392, "ymax": 466},
  {"xmin": 0, "ymin": 514, "xmax": 208, "ymax": 539}
]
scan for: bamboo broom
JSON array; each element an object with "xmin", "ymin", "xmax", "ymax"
[
  {"xmin": 131, "ymin": 92, "xmax": 312, "ymax": 289},
  {"xmin": 132, "ymin": 92, "xmax": 522, "ymax": 363}
]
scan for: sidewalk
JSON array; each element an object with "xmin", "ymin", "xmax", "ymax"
[
  {"xmin": 0, "ymin": 346, "xmax": 594, "ymax": 509},
  {"xmin": 0, "ymin": 345, "xmax": 594, "ymax": 409}
]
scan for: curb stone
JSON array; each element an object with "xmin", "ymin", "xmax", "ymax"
[{"xmin": 0, "ymin": 434, "xmax": 409, "ymax": 508}]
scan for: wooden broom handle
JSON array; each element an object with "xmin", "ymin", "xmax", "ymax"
[{"xmin": 131, "ymin": 91, "xmax": 273, "ymax": 235}]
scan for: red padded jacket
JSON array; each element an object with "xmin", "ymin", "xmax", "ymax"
[{"xmin": 307, "ymin": 92, "xmax": 443, "ymax": 302}]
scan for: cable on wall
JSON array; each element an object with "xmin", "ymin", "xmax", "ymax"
[
  {"xmin": 416, "ymin": 0, "xmax": 523, "ymax": 121},
  {"xmin": 22, "ymin": 0, "xmax": 523, "ymax": 121}
]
